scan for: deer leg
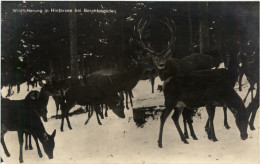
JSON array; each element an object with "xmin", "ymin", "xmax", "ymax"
[
  {"xmin": 17, "ymin": 84, "xmax": 20, "ymax": 93},
  {"xmin": 243, "ymin": 88, "xmax": 251, "ymax": 103},
  {"xmin": 1, "ymin": 135, "xmax": 10, "ymax": 157},
  {"xmin": 55, "ymin": 99, "xmax": 60, "ymax": 119},
  {"xmin": 182, "ymin": 112, "xmax": 189, "ymax": 139},
  {"xmin": 105, "ymin": 105, "xmax": 108, "ymax": 117},
  {"xmin": 61, "ymin": 101, "xmax": 76, "ymax": 131},
  {"xmin": 251, "ymin": 89, "xmax": 254, "ymax": 101},
  {"xmin": 18, "ymin": 131, "xmax": 24, "ymax": 163},
  {"xmin": 60, "ymin": 116, "xmax": 65, "ymax": 132},
  {"xmin": 27, "ymin": 83, "xmax": 30, "ymax": 91},
  {"xmin": 158, "ymin": 107, "xmax": 172, "ymax": 148},
  {"xmin": 7, "ymin": 85, "xmax": 11, "ymax": 97},
  {"xmin": 25, "ymin": 134, "xmax": 28, "ymax": 150},
  {"xmin": 206, "ymin": 105, "xmax": 218, "ymax": 142},
  {"xmin": 85, "ymin": 106, "xmax": 94, "ymax": 125},
  {"xmin": 125, "ymin": 91, "xmax": 129, "ymax": 109},
  {"xmin": 248, "ymin": 95, "xmax": 259, "ymax": 131},
  {"xmin": 151, "ymin": 77, "xmax": 155, "ymax": 93},
  {"xmin": 129, "ymin": 91, "xmax": 133, "ymax": 107},
  {"xmin": 223, "ymin": 107, "xmax": 230, "ymax": 129},
  {"xmin": 28, "ymin": 134, "xmax": 33, "ymax": 150},
  {"xmin": 65, "ymin": 116, "xmax": 72, "ymax": 130},
  {"xmin": 95, "ymin": 108, "xmax": 103, "ymax": 125},
  {"xmin": 186, "ymin": 112, "xmax": 198, "ymax": 140},
  {"xmin": 205, "ymin": 119, "xmax": 209, "ymax": 132},
  {"xmin": 172, "ymin": 107, "xmax": 189, "ymax": 144},
  {"xmin": 32, "ymin": 134, "xmax": 42, "ymax": 158},
  {"xmin": 98, "ymin": 105, "xmax": 104, "ymax": 119},
  {"xmin": 249, "ymin": 109, "xmax": 257, "ymax": 130},
  {"xmin": 101, "ymin": 104, "xmax": 104, "ymax": 117}
]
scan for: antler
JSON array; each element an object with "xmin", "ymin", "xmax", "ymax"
[
  {"xmin": 136, "ymin": 19, "xmax": 158, "ymax": 55},
  {"xmin": 135, "ymin": 17, "xmax": 176, "ymax": 57},
  {"xmin": 159, "ymin": 17, "xmax": 176, "ymax": 56}
]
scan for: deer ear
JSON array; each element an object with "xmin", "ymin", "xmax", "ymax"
[{"xmin": 51, "ymin": 129, "xmax": 56, "ymax": 138}]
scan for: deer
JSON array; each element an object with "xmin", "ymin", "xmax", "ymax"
[
  {"xmin": 89, "ymin": 61, "xmax": 153, "ymax": 110},
  {"xmin": 23, "ymin": 90, "xmax": 48, "ymax": 151},
  {"xmin": 60, "ymin": 74, "xmax": 125, "ymax": 132},
  {"xmin": 135, "ymin": 17, "xmax": 233, "ymax": 139},
  {"xmin": 238, "ymin": 47, "xmax": 259, "ymax": 130},
  {"xmin": 1, "ymin": 80, "xmax": 58, "ymax": 163},
  {"xmin": 157, "ymin": 70, "xmax": 249, "ymax": 148},
  {"xmin": 46, "ymin": 77, "xmax": 86, "ymax": 118}
]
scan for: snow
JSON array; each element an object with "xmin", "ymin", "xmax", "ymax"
[{"xmin": 1, "ymin": 75, "xmax": 259, "ymax": 164}]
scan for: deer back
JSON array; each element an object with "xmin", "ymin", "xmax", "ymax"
[{"xmin": 1, "ymin": 99, "xmax": 43, "ymax": 131}]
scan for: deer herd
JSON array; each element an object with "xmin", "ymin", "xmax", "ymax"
[{"xmin": 1, "ymin": 18, "xmax": 259, "ymax": 163}]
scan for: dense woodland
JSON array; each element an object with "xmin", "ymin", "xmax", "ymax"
[{"xmin": 1, "ymin": 1, "xmax": 259, "ymax": 85}]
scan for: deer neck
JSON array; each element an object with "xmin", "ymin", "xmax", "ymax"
[
  {"xmin": 34, "ymin": 128, "xmax": 48, "ymax": 143},
  {"xmin": 129, "ymin": 64, "xmax": 143, "ymax": 78},
  {"xmin": 38, "ymin": 89, "xmax": 50, "ymax": 107}
]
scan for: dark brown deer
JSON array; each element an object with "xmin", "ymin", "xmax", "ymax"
[
  {"xmin": 239, "ymin": 49, "xmax": 259, "ymax": 130},
  {"xmin": 60, "ymin": 74, "xmax": 125, "ymax": 131},
  {"xmin": 90, "ymin": 61, "xmax": 152, "ymax": 110},
  {"xmin": 50, "ymin": 77, "xmax": 86, "ymax": 118},
  {"xmin": 158, "ymin": 72, "xmax": 249, "ymax": 148},
  {"xmin": 23, "ymin": 90, "xmax": 47, "ymax": 152},
  {"xmin": 1, "ymin": 83, "xmax": 58, "ymax": 163}
]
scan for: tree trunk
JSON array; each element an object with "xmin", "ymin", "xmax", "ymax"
[
  {"xmin": 199, "ymin": 2, "xmax": 209, "ymax": 53},
  {"xmin": 188, "ymin": 2, "xmax": 194, "ymax": 54},
  {"xmin": 69, "ymin": 2, "xmax": 78, "ymax": 78},
  {"xmin": 215, "ymin": 3, "xmax": 224, "ymax": 66}
]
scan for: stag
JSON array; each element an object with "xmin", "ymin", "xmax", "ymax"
[
  {"xmin": 135, "ymin": 17, "xmax": 232, "ymax": 139},
  {"xmin": 1, "ymin": 82, "xmax": 58, "ymax": 163},
  {"xmin": 60, "ymin": 74, "xmax": 125, "ymax": 131}
]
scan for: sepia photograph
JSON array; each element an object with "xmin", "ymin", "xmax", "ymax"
[{"xmin": 1, "ymin": 1, "xmax": 259, "ymax": 164}]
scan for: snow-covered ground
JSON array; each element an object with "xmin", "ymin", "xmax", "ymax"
[{"xmin": 1, "ymin": 72, "xmax": 259, "ymax": 164}]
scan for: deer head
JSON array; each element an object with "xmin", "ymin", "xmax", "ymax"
[
  {"xmin": 41, "ymin": 130, "xmax": 56, "ymax": 159},
  {"xmin": 135, "ymin": 17, "xmax": 176, "ymax": 70}
]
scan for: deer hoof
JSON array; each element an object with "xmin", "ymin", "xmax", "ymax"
[
  {"xmin": 192, "ymin": 135, "xmax": 198, "ymax": 140},
  {"xmin": 224, "ymin": 124, "xmax": 231, "ymax": 129},
  {"xmin": 213, "ymin": 138, "xmax": 218, "ymax": 142},
  {"xmin": 6, "ymin": 152, "xmax": 10, "ymax": 157},
  {"xmin": 157, "ymin": 141, "xmax": 163, "ymax": 148},
  {"xmin": 39, "ymin": 153, "xmax": 43, "ymax": 158},
  {"xmin": 250, "ymin": 124, "xmax": 255, "ymax": 131},
  {"xmin": 205, "ymin": 127, "xmax": 209, "ymax": 132},
  {"xmin": 182, "ymin": 139, "xmax": 189, "ymax": 144}
]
